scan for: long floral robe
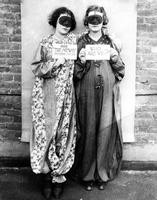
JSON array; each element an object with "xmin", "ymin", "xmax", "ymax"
[
  {"xmin": 30, "ymin": 33, "xmax": 77, "ymax": 183},
  {"xmin": 72, "ymin": 33, "xmax": 125, "ymax": 182}
]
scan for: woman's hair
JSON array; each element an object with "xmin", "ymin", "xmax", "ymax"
[
  {"xmin": 84, "ymin": 5, "xmax": 109, "ymax": 26},
  {"xmin": 48, "ymin": 7, "xmax": 76, "ymax": 31}
]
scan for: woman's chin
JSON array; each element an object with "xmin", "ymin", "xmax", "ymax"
[
  {"xmin": 60, "ymin": 31, "xmax": 69, "ymax": 35},
  {"xmin": 60, "ymin": 28, "xmax": 70, "ymax": 35},
  {"xmin": 91, "ymin": 29, "xmax": 101, "ymax": 33}
]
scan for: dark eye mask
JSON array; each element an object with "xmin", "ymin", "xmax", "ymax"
[
  {"xmin": 87, "ymin": 15, "xmax": 103, "ymax": 25},
  {"xmin": 59, "ymin": 16, "xmax": 72, "ymax": 27}
]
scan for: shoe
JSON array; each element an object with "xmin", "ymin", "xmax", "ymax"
[
  {"xmin": 82, "ymin": 181, "xmax": 93, "ymax": 191},
  {"xmin": 42, "ymin": 187, "xmax": 52, "ymax": 200},
  {"xmin": 42, "ymin": 173, "xmax": 52, "ymax": 199},
  {"xmin": 52, "ymin": 183, "xmax": 63, "ymax": 199},
  {"xmin": 96, "ymin": 181, "xmax": 107, "ymax": 190}
]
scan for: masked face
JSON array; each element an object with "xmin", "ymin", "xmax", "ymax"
[
  {"xmin": 87, "ymin": 11, "xmax": 103, "ymax": 33},
  {"xmin": 58, "ymin": 16, "xmax": 72, "ymax": 28},
  {"xmin": 56, "ymin": 14, "xmax": 71, "ymax": 35},
  {"xmin": 87, "ymin": 15, "xmax": 103, "ymax": 25}
]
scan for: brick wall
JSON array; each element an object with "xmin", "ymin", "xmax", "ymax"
[
  {"xmin": 0, "ymin": 0, "xmax": 21, "ymax": 144},
  {"xmin": 0, "ymin": 0, "xmax": 157, "ymax": 159},
  {"xmin": 135, "ymin": 0, "xmax": 157, "ymax": 143}
]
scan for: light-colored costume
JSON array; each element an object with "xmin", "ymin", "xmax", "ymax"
[{"xmin": 30, "ymin": 33, "xmax": 77, "ymax": 183}]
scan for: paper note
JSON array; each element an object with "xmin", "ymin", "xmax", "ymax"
[
  {"xmin": 86, "ymin": 44, "xmax": 110, "ymax": 60},
  {"xmin": 52, "ymin": 43, "xmax": 77, "ymax": 60}
]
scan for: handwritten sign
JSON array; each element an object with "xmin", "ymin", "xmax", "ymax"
[
  {"xmin": 86, "ymin": 44, "xmax": 110, "ymax": 60},
  {"xmin": 52, "ymin": 43, "xmax": 77, "ymax": 60}
]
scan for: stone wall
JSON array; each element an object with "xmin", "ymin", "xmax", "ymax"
[
  {"xmin": 0, "ymin": 0, "xmax": 25, "ymax": 157},
  {"xmin": 135, "ymin": 0, "xmax": 157, "ymax": 143}
]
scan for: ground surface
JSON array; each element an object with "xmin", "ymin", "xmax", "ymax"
[{"xmin": 0, "ymin": 169, "xmax": 157, "ymax": 200}]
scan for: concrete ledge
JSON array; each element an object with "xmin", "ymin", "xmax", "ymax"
[
  {"xmin": 0, "ymin": 141, "xmax": 29, "ymax": 157},
  {"xmin": 1, "ymin": 142, "xmax": 157, "ymax": 170},
  {"xmin": 1, "ymin": 157, "xmax": 157, "ymax": 171},
  {"xmin": 1, "ymin": 142, "xmax": 157, "ymax": 160},
  {"xmin": 123, "ymin": 143, "xmax": 157, "ymax": 161}
]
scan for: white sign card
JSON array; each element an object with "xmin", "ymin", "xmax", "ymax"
[
  {"xmin": 86, "ymin": 44, "xmax": 110, "ymax": 60},
  {"xmin": 52, "ymin": 43, "xmax": 77, "ymax": 60}
]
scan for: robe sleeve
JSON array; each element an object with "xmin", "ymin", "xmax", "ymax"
[
  {"xmin": 31, "ymin": 43, "xmax": 57, "ymax": 78},
  {"xmin": 74, "ymin": 38, "xmax": 90, "ymax": 81},
  {"xmin": 108, "ymin": 36, "xmax": 125, "ymax": 81},
  {"xmin": 110, "ymin": 53, "xmax": 125, "ymax": 81}
]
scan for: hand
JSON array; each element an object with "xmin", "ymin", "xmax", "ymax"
[
  {"xmin": 110, "ymin": 47, "xmax": 118, "ymax": 57},
  {"xmin": 102, "ymin": 26, "xmax": 109, "ymax": 35},
  {"xmin": 55, "ymin": 57, "xmax": 66, "ymax": 67},
  {"xmin": 79, "ymin": 48, "xmax": 86, "ymax": 64},
  {"xmin": 110, "ymin": 47, "xmax": 118, "ymax": 62}
]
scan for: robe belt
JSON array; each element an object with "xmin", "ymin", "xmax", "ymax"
[{"xmin": 92, "ymin": 61, "xmax": 104, "ymax": 89}]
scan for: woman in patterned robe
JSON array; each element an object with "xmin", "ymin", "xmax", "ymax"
[
  {"xmin": 73, "ymin": 5, "xmax": 125, "ymax": 191},
  {"xmin": 30, "ymin": 7, "xmax": 77, "ymax": 199}
]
